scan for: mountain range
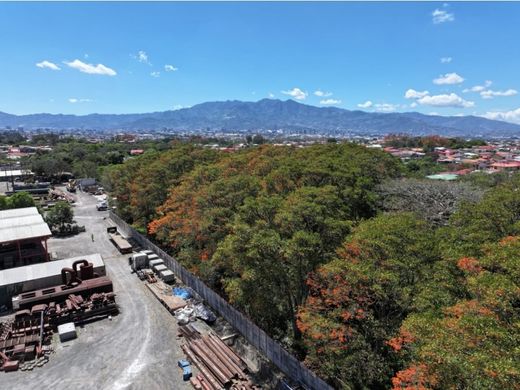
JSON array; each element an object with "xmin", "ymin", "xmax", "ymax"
[{"xmin": 1, "ymin": 99, "xmax": 519, "ymax": 137}]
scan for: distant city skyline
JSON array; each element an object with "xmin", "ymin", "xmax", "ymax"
[{"xmin": 1, "ymin": 2, "xmax": 520, "ymax": 124}]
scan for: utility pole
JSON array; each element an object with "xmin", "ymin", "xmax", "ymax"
[{"xmin": 11, "ymin": 162, "xmax": 15, "ymax": 192}]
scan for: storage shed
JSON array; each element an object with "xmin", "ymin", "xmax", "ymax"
[
  {"xmin": 0, "ymin": 207, "xmax": 52, "ymax": 270},
  {"xmin": 0, "ymin": 253, "xmax": 105, "ymax": 308}
]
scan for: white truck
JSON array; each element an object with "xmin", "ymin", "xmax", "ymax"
[
  {"xmin": 130, "ymin": 252, "xmax": 148, "ymax": 271},
  {"xmin": 96, "ymin": 200, "xmax": 108, "ymax": 211}
]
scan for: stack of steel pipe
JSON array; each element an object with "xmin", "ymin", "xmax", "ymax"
[
  {"xmin": 178, "ymin": 324, "xmax": 202, "ymax": 341},
  {"xmin": 179, "ymin": 326, "xmax": 258, "ymax": 390}
]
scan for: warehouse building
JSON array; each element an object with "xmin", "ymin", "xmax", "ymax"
[
  {"xmin": 0, "ymin": 207, "xmax": 52, "ymax": 270},
  {"xmin": 0, "ymin": 253, "xmax": 106, "ymax": 308}
]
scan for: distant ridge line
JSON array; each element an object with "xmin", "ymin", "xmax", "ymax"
[{"xmin": 1, "ymin": 98, "xmax": 519, "ymax": 137}]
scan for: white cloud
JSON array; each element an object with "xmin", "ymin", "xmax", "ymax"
[
  {"xmin": 357, "ymin": 100, "xmax": 406, "ymax": 112},
  {"xmin": 172, "ymin": 104, "xmax": 190, "ymax": 110},
  {"xmin": 281, "ymin": 87, "xmax": 308, "ymax": 100},
  {"xmin": 36, "ymin": 60, "xmax": 61, "ymax": 71},
  {"xmin": 440, "ymin": 57, "xmax": 452, "ymax": 63},
  {"xmin": 463, "ymin": 85, "xmax": 485, "ymax": 93},
  {"xmin": 433, "ymin": 72, "xmax": 464, "ymax": 85},
  {"xmin": 268, "ymin": 92, "xmax": 275, "ymax": 98},
  {"xmin": 410, "ymin": 102, "xmax": 418, "ymax": 108},
  {"xmin": 480, "ymin": 89, "xmax": 518, "ymax": 99},
  {"xmin": 374, "ymin": 103, "xmax": 400, "ymax": 113},
  {"xmin": 320, "ymin": 99, "xmax": 341, "ymax": 105},
  {"xmin": 150, "ymin": 71, "xmax": 160, "ymax": 78},
  {"xmin": 432, "ymin": 8, "xmax": 454, "ymax": 24},
  {"xmin": 405, "ymin": 89, "xmax": 430, "ymax": 99},
  {"xmin": 463, "ymin": 80, "xmax": 493, "ymax": 93},
  {"xmin": 357, "ymin": 100, "xmax": 373, "ymax": 109},
  {"xmin": 68, "ymin": 98, "xmax": 92, "ymax": 103},
  {"xmin": 164, "ymin": 64, "xmax": 178, "ymax": 72},
  {"xmin": 357, "ymin": 100, "xmax": 402, "ymax": 112},
  {"xmin": 64, "ymin": 59, "xmax": 117, "ymax": 76},
  {"xmin": 314, "ymin": 90, "xmax": 332, "ymax": 97},
  {"xmin": 418, "ymin": 93, "xmax": 474, "ymax": 108},
  {"xmin": 137, "ymin": 50, "xmax": 150, "ymax": 64},
  {"xmin": 483, "ymin": 108, "xmax": 520, "ymax": 124}
]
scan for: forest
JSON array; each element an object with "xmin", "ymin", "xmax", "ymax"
[{"xmin": 102, "ymin": 141, "xmax": 519, "ymax": 389}]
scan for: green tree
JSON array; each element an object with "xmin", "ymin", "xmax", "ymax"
[
  {"xmin": 296, "ymin": 213, "xmax": 454, "ymax": 389},
  {"xmin": 8, "ymin": 191, "xmax": 35, "ymax": 209},
  {"xmin": 392, "ymin": 237, "xmax": 520, "ymax": 389},
  {"xmin": 439, "ymin": 181, "xmax": 520, "ymax": 259},
  {"xmin": 0, "ymin": 195, "xmax": 9, "ymax": 210},
  {"xmin": 45, "ymin": 201, "xmax": 74, "ymax": 232}
]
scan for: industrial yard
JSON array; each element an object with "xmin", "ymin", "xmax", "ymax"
[{"xmin": 0, "ymin": 190, "xmax": 198, "ymax": 389}]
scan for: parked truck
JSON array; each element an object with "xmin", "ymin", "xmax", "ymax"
[
  {"xmin": 107, "ymin": 227, "xmax": 133, "ymax": 254},
  {"xmin": 130, "ymin": 252, "xmax": 148, "ymax": 272},
  {"xmin": 66, "ymin": 179, "xmax": 77, "ymax": 193},
  {"xmin": 96, "ymin": 200, "xmax": 108, "ymax": 211}
]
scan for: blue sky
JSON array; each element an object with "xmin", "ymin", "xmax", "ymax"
[{"xmin": 1, "ymin": 2, "xmax": 520, "ymax": 123}]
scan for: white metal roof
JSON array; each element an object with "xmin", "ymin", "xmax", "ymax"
[
  {"xmin": 0, "ymin": 253, "xmax": 104, "ymax": 287},
  {"xmin": 0, "ymin": 207, "xmax": 51, "ymax": 243},
  {"xmin": 0, "ymin": 215, "xmax": 43, "ymax": 229},
  {"xmin": 0, "ymin": 170, "xmax": 34, "ymax": 178},
  {"xmin": 0, "ymin": 207, "xmax": 39, "ymax": 219}
]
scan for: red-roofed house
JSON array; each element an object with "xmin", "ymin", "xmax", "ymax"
[{"xmin": 491, "ymin": 161, "xmax": 520, "ymax": 171}]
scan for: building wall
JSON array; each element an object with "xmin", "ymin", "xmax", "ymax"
[{"xmin": 0, "ymin": 264, "xmax": 105, "ymax": 308}]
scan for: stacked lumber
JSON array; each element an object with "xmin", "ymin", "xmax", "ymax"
[
  {"xmin": 179, "ymin": 325, "xmax": 259, "ymax": 390},
  {"xmin": 146, "ymin": 283, "xmax": 187, "ymax": 312},
  {"xmin": 49, "ymin": 188, "xmax": 75, "ymax": 203}
]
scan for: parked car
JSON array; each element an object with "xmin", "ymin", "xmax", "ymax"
[{"xmin": 96, "ymin": 200, "xmax": 108, "ymax": 211}]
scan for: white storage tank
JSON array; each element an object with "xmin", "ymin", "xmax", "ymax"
[
  {"xmin": 149, "ymin": 259, "xmax": 164, "ymax": 271},
  {"xmin": 148, "ymin": 254, "xmax": 160, "ymax": 261},
  {"xmin": 58, "ymin": 322, "xmax": 77, "ymax": 342},
  {"xmin": 131, "ymin": 252, "xmax": 148, "ymax": 271},
  {"xmin": 154, "ymin": 264, "xmax": 168, "ymax": 274},
  {"xmin": 160, "ymin": 269, "xmax": 175, "ymax": 283}
]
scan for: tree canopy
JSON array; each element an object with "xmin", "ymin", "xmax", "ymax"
[
  {"xmin": 106, "ymin": 140, "xmax": 519, "ymax": 389},
  {"xmin": 0, "ymin": 191, "xmax": 35, "ymax": 210}
]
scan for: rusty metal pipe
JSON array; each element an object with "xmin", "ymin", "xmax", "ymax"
[
  {"xmin": 204, "ymin": 337, "xmax": 243, "ymax": 378},
  {"xmin": 182, "ymin": 345, "xmax": 222, "ymax": 390},
  {"xmin": 207, "ymin": 334, "xmax": 245, "ymax": 369},
  {"xmin": 72, "ymin": 260, "xmax": 89, "ymax": 274},
  {"xmin": 195, "ymin": 339, "xmax": 236, "ymax": 379},
  {"xmin": 190, "ymin": 342, "xmax": 231, "ymax": 385}
]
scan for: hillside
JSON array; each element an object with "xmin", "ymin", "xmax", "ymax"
[{"xmin": 1, "ymin": 99, "xmax": 520, "ymax": 137}]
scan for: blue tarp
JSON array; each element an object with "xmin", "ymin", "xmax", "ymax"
[
  {"xmin": 178, "ymin": 359, "xmax": 192, "ymax": 381},
  {"xmin": 173, "ymin": 287, "xmax": 191, "ymax": 300}
]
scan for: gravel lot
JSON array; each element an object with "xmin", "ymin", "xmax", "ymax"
[{"xmin": 2, "ymin": 189, "xmax": 192, "ymax": 390}]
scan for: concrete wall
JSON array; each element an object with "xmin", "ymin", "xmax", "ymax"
[{"xmin": 110, "ymin": 211, "xmax": 332, "ymax": 390}]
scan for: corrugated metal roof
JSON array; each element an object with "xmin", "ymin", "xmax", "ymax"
[
  {"xmin": 0, "ymin": 207, "xmax": 52, "ymax": 243},
  {"xmin": 0, "ymin": 215, "xmax": 43, "ymax": 229},
  {"xmin": 0, "ymin": 170, "xmax": 34, "ymax": 178},
  {"xmin": 0, "ymin": 253, "xmax": 104, "ymax": 287},
  {"xmin": 0, "ymin": 207, "xmax": 39, "ymax": 219}
]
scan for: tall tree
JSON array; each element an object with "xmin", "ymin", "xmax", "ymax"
[{"xmin": 296, "ymin": 213, "xmax": 452, "ymax": 389}]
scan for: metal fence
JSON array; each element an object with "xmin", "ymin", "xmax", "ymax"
[{"xmin": 109, "ymin": 211, "xmax": 332, "ymax": 390}]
